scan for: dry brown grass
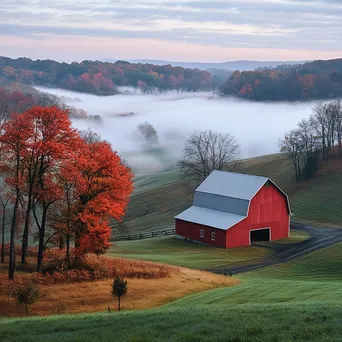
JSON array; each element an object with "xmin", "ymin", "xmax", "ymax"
[{"xmin": 0, "ymin": 266, "xmax": 239, "ymax": 317}]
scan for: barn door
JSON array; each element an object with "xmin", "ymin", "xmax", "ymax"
[{"xmin": 250, "ymin": 228, "xmax": 270, "ymax": 244}]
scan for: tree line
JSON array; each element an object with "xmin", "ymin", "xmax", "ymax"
[
  {"xmin": 221, "ymin": 58, "xmax": 342, "ymax": 101},
  {"xmin": 0, "ymin": 83, "xmax": 99, "ymax": 122},
  {"xmin": 0, "ymin": 105, "xmax": 133, "ymax": 280},
  {"xmin": 280, "ymin": 100, "xmax": 342, "ymax": 182},
  {"xmin": 0, "ymin": 56, "xmax": 213, "ymax": 95}
]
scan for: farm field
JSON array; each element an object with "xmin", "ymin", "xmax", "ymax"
[
  {"xmin": 1, "ymin": 304, "xmax": 342, "ymax": 342},
  {"xmin": 2, "ymin": 244, "xmax": 342, "ymax": 342},
  {"xmin": 167, "ymin": 243, "xmax": 342, "ymax": 309},
  {"xmin": 109, "ymin": 227, "xmax": 309, "ymax": 269},
  {"xmin": 0, "ymin": 263, "xmax": 237, "ymax": 317},
  {"xmin": 109, "ymin": 236, "xmax": 271, "ymax": 269}
]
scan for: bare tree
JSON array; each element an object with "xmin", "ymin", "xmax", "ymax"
[
  {"xmin": 312, "ymin": 102, "xmax": 328, "ymax": 160},
  {"xmin": 79, "ymin": 128, "xmax": 102, "ymax": 144},
  {"xmin": 178, "ymin": 130, "xmax": 240, "ymax": 182},
  {"xmin": 324, "ymin": 102, "xmax": 338, "ymax": 155},
  {"xmin": 279, "ymin": 129, "xmax": 303, "ymax": 182},
  {"xmin": 136, "ymin": 122, "xmax": 159, "ymax": 146},
  {"xmin": 297, "ymin": 119, "xmax": 318, "ymax": 160},
  {"xmin": 280, "ymin": 100, "xmax": 342, "ymax": 182},
  {"xmin": 334, "ymin": 100, "xmax": 342, "ymax": 151}
]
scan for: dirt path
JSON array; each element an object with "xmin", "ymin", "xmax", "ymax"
[{"xmin": 208, "ymin": 223, "xmax": 342, "ymax": 275}]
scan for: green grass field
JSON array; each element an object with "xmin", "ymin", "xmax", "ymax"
[
  {"xmin": 109, "ymin": 236, "xmax": 270, "ymax": 269},
  {"xmin": 167, "ymin": 243, "xmax": 342, "ymax": 309},
  {"xmin": 2, "ymin": 304, "xmax": 342, "ymax": 342},
  {"xmin": 290, "ymin": 172, "xmax": 342, "ymax": 226},
  {"xmin": 272, "ymin": 229, "xmax": 309, "ymax": 244},
  {"xmin": 109, "ymin": 228, "xmax": 309, "ymax": 269},
  {"xmin": 2, "ymin": 243, "xmax": 342, "ymax": 342}
]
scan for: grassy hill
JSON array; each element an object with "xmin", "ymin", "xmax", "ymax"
[
  {"xmin": 109, "ymin": 236, "xmax": 271, "ymax": 269},
  {"xmin": 113, "ymin": 153, "xmax": 342, "ymax": 238},
  {"xmin": 2, "ymin": 243, "xmax": 342, "ymax": 342}
]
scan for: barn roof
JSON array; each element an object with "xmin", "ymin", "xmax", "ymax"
[
  {"xmin": 175, "ymin": 206, "xmax": 245, "ymax": 230},
  {"xmin": 195, "ymin": 170, "xmax": 269, "ymax": 200}
]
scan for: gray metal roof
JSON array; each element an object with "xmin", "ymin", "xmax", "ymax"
[
  {"xmin": 193, "ymin": 192, "xmax": 249, "ymax": 216},
  {"xmin": 195, "ymin": 170, "xmax": 269, "ymax": 200},
  {"xmin": 175, "ymin": 206, "xmax": 245, "ymax": 230}
]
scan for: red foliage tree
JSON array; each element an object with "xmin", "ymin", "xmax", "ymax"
[
  {"xmin": 0, "ymin": 112, "xmax": 33, "ymax": 279},
  {"xmin": 62, "ymin": 140, "xmax": 133, "ymax": 261},
  {"xmin": 25, "ymin": 107, "xmax": 80, "ymax": 272},
  {"xmin": 0, "ymin": 105, "xmax": 133, "ymax": 277}
]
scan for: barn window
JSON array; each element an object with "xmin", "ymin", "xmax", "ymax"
[
  {"xmin": 211, "ymin": 232, "xmax": 216, "ymax": 241},
  {"xmin": 200, "ymin": 229, "xmax": 204, "ymax": 238}
]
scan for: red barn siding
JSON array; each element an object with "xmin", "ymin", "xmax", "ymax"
[
  {"xmin": 226, "ymin": 183, "xmax": 289, "ymax": 248},
  {"xmin": 175, "ymin": 219, "xmax": 226, "ymax": 248}
]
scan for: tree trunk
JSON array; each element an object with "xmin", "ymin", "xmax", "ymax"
[
  {"xmin": 59, "ymin": 235, "xmax": 65, "ymax": 250},
  {"xmin": 1, "ymin": 207, "xmax": 5, "ymax": 263},
  {"xmin": 118, "ymin": 296, "xmax": 121, "ymax": 312},
  {"xmin": 292, "ymin": 159, "xmax": 299, "ymax": 183},
  {"xmin": 9, "ymin": 194, "xmax": 19, "ymax": 280},
  {"xmin": 36, "ymin": 207, "xmax": 47, "ymax": 273},
  {"xmin": 66, "ymin": 234, "xmax": 70, "ymax": 268},
  {"xmin": 21, "ymin": 197, "xmax": 32, "ymax": 265},
  {"xmin": 74, "ymin": 229, "xmax": 82, "ymax": 265},
  {"xmin": 322, "ymin": 130, "xmax": 327, "ymax": 160}
]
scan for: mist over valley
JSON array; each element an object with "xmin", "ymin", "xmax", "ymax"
[{"xmin": 36, "ymin": 87, "xmax": 314, "ymax": 173}]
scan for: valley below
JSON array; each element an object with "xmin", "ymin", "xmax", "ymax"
[{"xmin": 36, "ymin": 86, "xmax": 315, "ymax": 172}]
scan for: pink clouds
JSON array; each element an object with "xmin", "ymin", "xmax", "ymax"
[{"xmin": 1, "ymin": 35, "xmax": 341, "ymax": 62}]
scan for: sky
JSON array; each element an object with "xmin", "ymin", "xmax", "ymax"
[{"xmin": 1, "ymin": 0, "xmax": 342, "ymax": 62}]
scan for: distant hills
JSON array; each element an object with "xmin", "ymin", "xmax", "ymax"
[
  {"xmin": 0, "ymin": 56, "xmax": 212, "ymax": 95},
  {"xmin": 104, "ymin": 59, "xmax": 308, "ymax": 71},
  {"xmin": 2, "ymin": 55, "xmax": 342, "ymax": 101},
  {"xmin": 221, "ymin": 58, "xmax": 342, "ymax": 101}
]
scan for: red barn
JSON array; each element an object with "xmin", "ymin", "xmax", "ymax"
[{"xmin": 175, "ymin": 171, "xmax": 290, "ymax": 248}]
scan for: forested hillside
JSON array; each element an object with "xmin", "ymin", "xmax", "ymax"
[
  {"xmin": 0, "ymin": 56, "xmax": 212, "ymax": 95},
  {"xmin": 0, "ymin": 82, "xmax": 95, "ymax": 121},
  {"xmin": 221, "ymin": 58, "xmax": 342, "ymax": 101}
]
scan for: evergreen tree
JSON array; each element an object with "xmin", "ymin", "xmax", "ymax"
[{"xmin": 111, "ymin": 275, "xmax": 127, "ymax": 311}]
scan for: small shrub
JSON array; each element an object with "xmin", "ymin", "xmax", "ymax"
[
  {"xmin": 12, "ymin": 280, "xmax": 38, "ymax": 315},
  {"xmin": 1, "ymin": 253, "xmax": 173, "ymax": 286},
  {"xmin": 42, "ymin": 259, "xmax": 67, "ymax": 275}
]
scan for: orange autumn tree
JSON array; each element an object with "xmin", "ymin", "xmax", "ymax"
[
  {"xmin": 0, "ymin": 105, "xmax": 133, "ymax": 278},
  {"xmin": 1, "ymin": 106, "xmax": 80, "ymax": 276},
  {"xmin": 25, "ymin": 107, "xmax": 80, "ymax": 272},
  {"xmin": 20, "ymin": 106, "xmax": 78, "ymax": 265},
  {"xmin": 0, "ymin": 113, "xmax": 32, "ymax": 279},
  {"xmin": 61, "ymin": 140, "xmax": 133, "ymax": 263}
]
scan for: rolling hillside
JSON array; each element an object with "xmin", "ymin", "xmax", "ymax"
[
  {"xmin": 114, "ymin": 153, "xmax": 342, "ymax": 238},
  {"xmin": 2, "ymin": 243, "xmax": 342, "ymax": 342},
  {"xmin": 109, "ymin": 236, "xmax": 271, "ymax": 269},
  {"xmin": 2, "ymin": 153, "xmax": 342, "ymax": 342}
]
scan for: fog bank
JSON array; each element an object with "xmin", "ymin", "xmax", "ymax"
[{"xmin": 36, "ymin": 87, "xmax": 314, "ymax": 172}]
